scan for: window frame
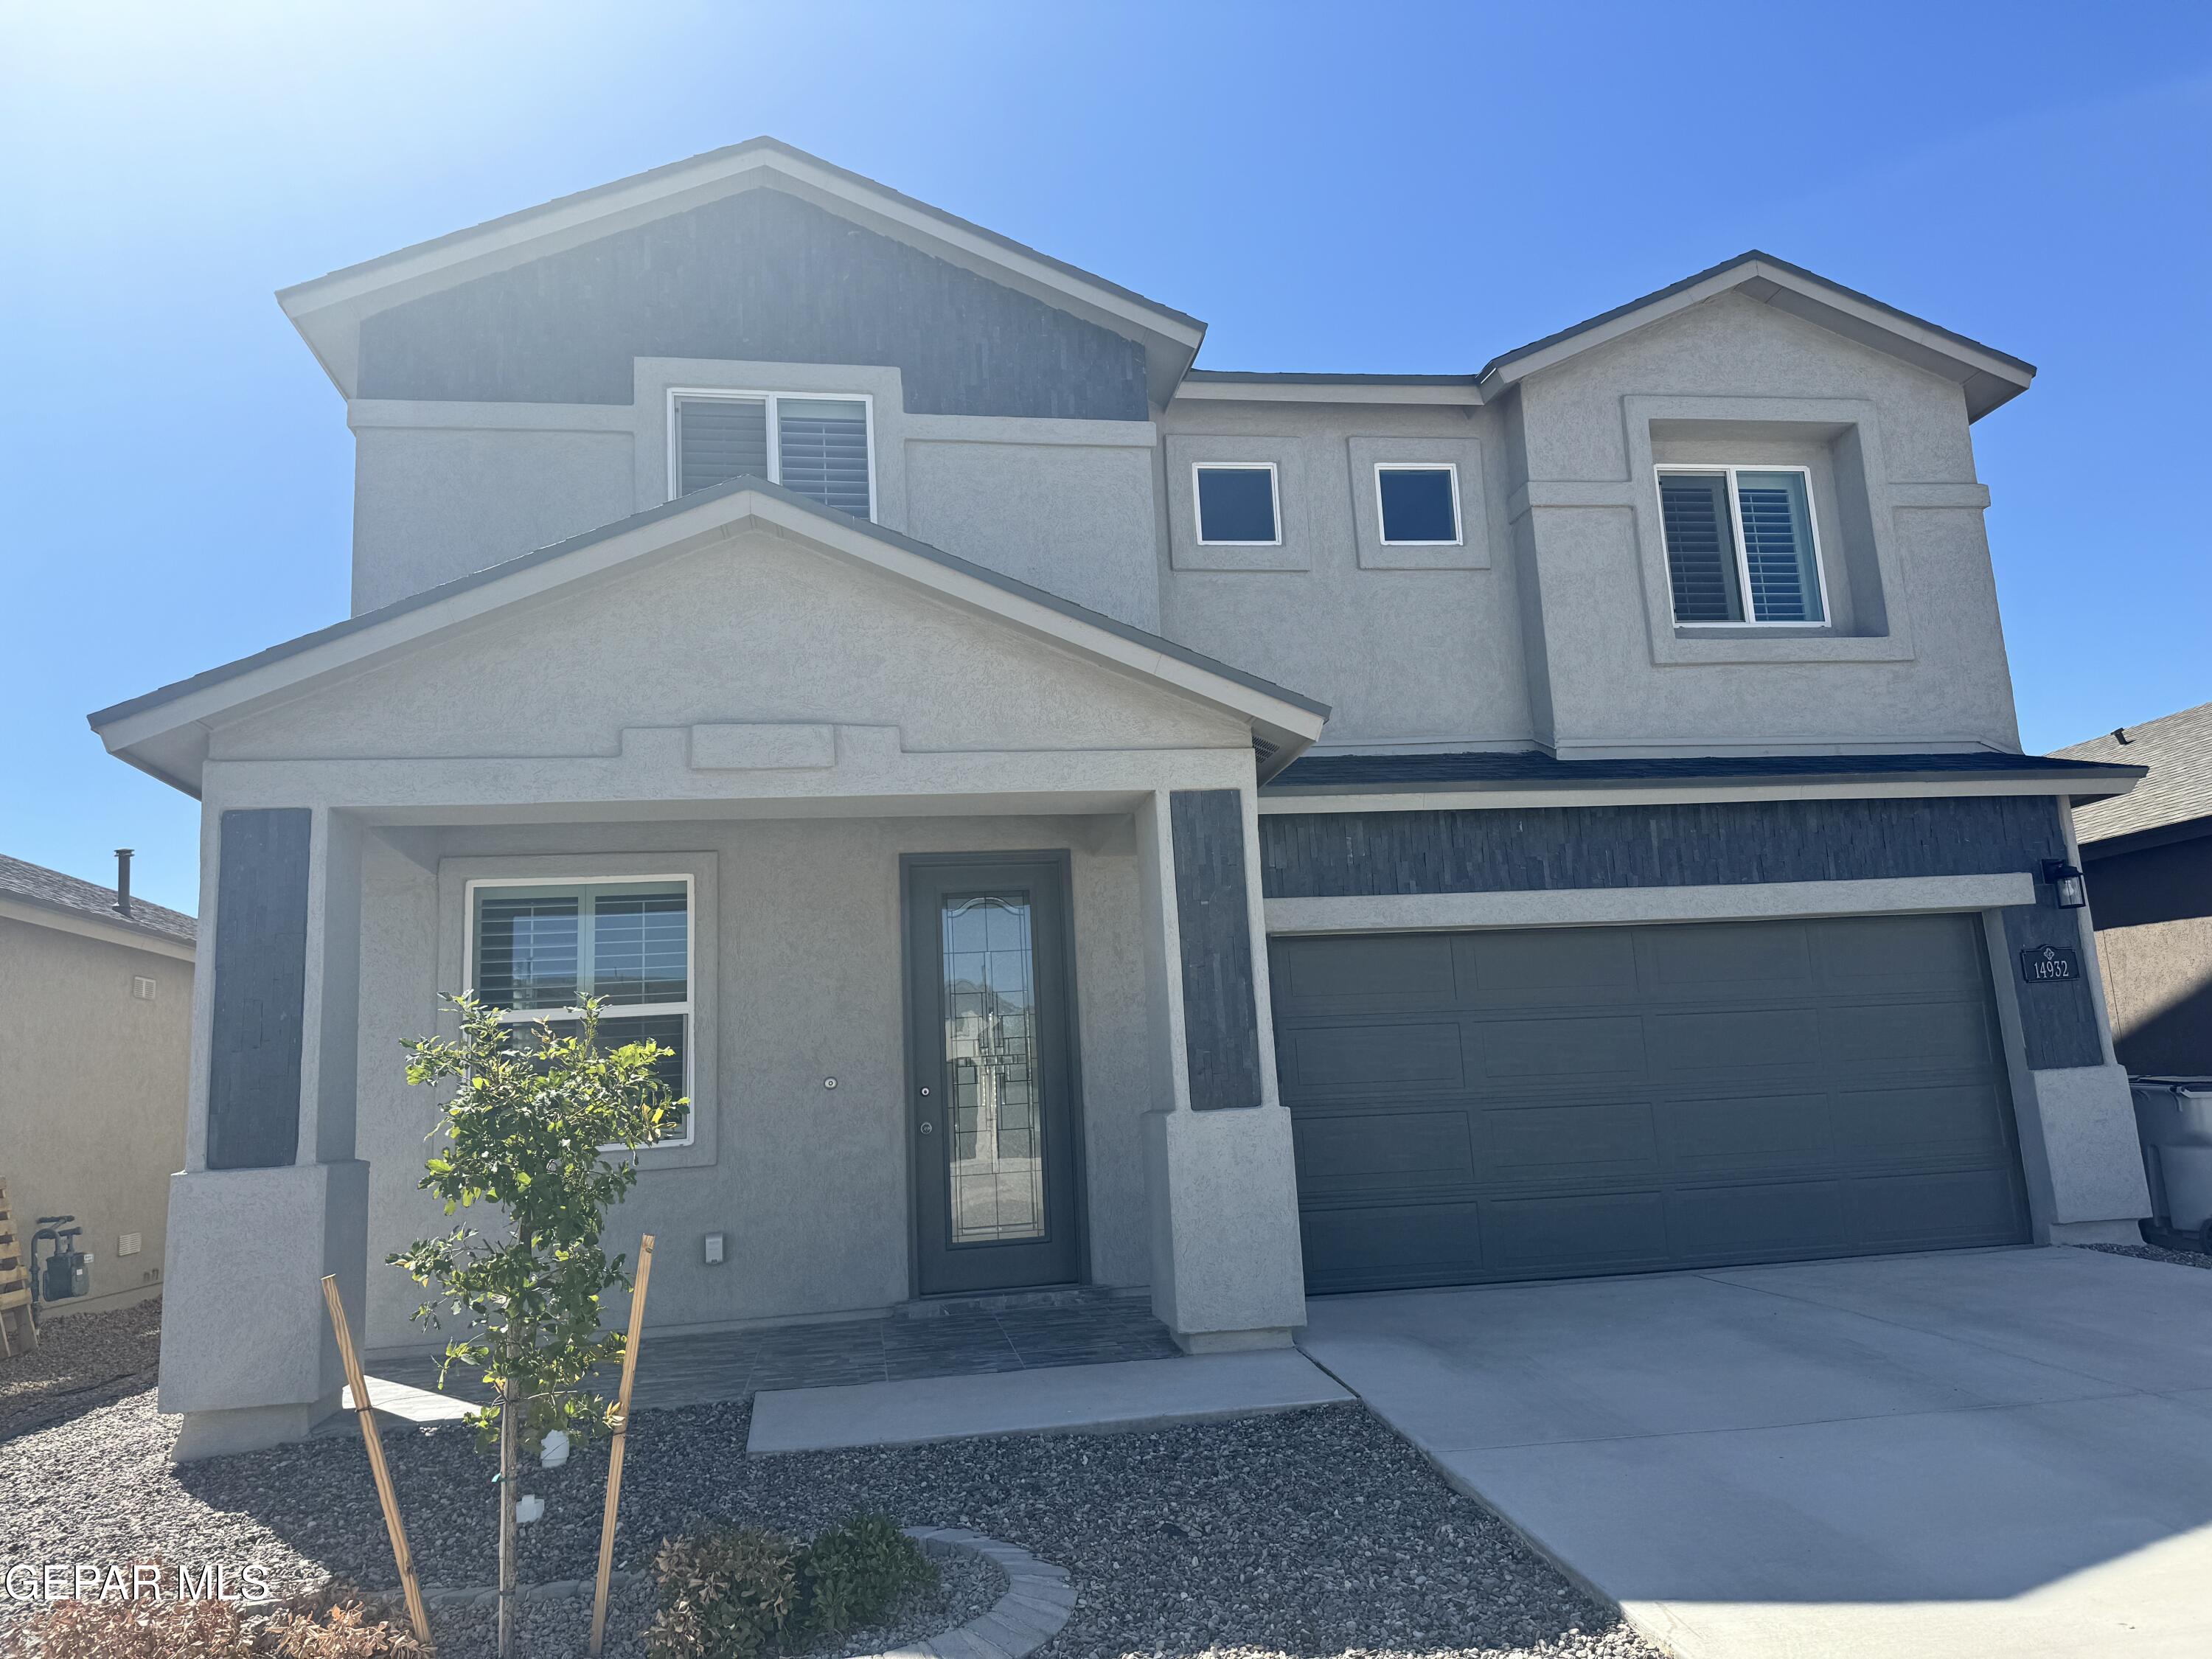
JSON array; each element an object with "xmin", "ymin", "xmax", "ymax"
[
  {"xmin": 1374, "ymin": 462, "xmax": 1464, "ymax": 547},
  {"xmin": 1191, "ymin": 461, "xmax": 1284, "ymax": 547},
  {"xmin": 667, "ymin": 387, "xmax": 878, "ymax": 521},
  {"xmin": 461, "ymin": 872, "xmax": 698, "ymax": 1149},
  {"xmin": 1654, "ymin": 463, "xmax": 1830, "ymax": 629}
]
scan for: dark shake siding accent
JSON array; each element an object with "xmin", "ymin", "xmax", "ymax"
[
  {"xmin": 358, "ymin": 187, "xmax": 1150, "ymax": 419},
  {"xmin": 1171, "ymin": 790, "xmax": 1265, "ymax": 1112},
  {"xmin": 1261, "ymin": 794, "xmax": 2104, "ymax": 1071},
  {"xmin": 206, "ymin": 808, "xmax": 313, "ymax": 1170}
]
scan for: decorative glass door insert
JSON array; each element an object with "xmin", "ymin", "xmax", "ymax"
[{"xmin": 942, "ymin": 894, "xmax": 1046, "ymax": 1244}]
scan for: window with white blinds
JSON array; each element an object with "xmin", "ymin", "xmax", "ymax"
[
  {"xmin": 672, "ymin": 392, "xmax": 873, "ymax": 520},
  {"xmin": 1656, "ymin": 467, "xmax": 1826, "ymax": 626},
  {"xmin": 469, "ymin": 878, "xmax": 692, "ymax": 1142}
]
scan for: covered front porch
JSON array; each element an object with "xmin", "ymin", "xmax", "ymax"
[{"xmin": 88, "ymin": 480, "xmax": 1330, "ymax": 1457}]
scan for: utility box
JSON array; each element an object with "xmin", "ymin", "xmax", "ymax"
[{"xmin": 2131, "ymin": 1077, "xmax": 2212, "ymax": 1249}]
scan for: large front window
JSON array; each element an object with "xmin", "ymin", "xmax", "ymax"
[
  {"xmin": 467, "ymin": 877, "xmax": 692, "ymax": 1143},
  {"xmin": 1658, "ymin": 466, "xmax": 1826, "ymax": 625},
  {"xmin": 671, "ymin": 392, "xmax": 873, "ymax": 519}
]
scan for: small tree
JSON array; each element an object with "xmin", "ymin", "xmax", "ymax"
[{"xmin": 389, "ymin": 993, "xmax": 684, "ymax": 1658}]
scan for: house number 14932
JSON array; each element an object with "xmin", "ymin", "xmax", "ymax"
[{"xmin": 2020, "ymin": 945, "xmax": 2081, "ymax": 983}]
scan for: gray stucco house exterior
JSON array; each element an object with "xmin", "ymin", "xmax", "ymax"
[{"xmin": 90, "ymin": 139, "xmax": 2155, "ymax": 1458}]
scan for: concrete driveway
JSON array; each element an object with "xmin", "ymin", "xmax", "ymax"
[{"xmin": 1299, "ymin": 1247, "xmax": 2212, "ymax": 1659}]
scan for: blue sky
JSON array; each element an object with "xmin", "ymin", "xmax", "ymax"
[{"xmin": 3, "ymin": 1, "xmax": 2208, "ymax": 914}]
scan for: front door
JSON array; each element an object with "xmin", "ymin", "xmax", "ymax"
[{"xmin": 905, "ymin": 855, "xmax": 1082, "ymax": 1295}]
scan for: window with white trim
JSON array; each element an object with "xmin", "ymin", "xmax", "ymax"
[
  {"xmin": 1657, "ymin": 466, "xmax": 1826, "ymax": 625},
  {"xmin": 672, "ymin": 392, "xmax": 873, "ymax": 519},
  {"xmin": 1193, "ymin": 462, "xmax": 1280, "ymax": 545},
  {"xmin": 1377, "ymin": 463, "xmax": 1461, "ymax": 545},
  {"xmin": 466, "ymin": 877, "xmax": 693, "ymax": 1144}
]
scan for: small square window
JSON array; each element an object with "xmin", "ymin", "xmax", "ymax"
[
  {"xmin": 1657, "ymin": 466, "xmax": 1826, "ymax": 626},
  {"xmin": 672, "ymin": 392, "xmax": 872, "ymax": 520},
  {"xmin": 1194, "ymin": 464, "xmax": 1280, "ymax": 545},
  {"xmin": 1377, "ymin": 465, "xmax": 1461, "ymax": 544}
]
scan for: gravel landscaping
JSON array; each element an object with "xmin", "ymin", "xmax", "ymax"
[
  {"xmin": 0, "ymin": 1296, "xmax": 162, "ymax": 1441},
  {"xmin": 2, "ymin": 1385, "xmax": 1656, "ymax": 1658},
  {"xmin": 2081, "ymin": 1239, "xmax": 2212, "ymax": 1270}
]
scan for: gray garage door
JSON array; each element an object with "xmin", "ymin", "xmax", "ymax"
[{"xmin": 1270, "ymin": 914, "xmax": 2031, "ymax": 1294}]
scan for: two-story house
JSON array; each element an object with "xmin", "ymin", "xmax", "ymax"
[{"xmin": 91, "ymin": 139, "xmax": 2152, "ymax": 1458}]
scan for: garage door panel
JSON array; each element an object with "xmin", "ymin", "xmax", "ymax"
[
  {"xmin": 1667, "ymin": 1179, "xmax": 1851, "ymax": 1259},
  {"xmin": 1478, "ymin": 1099, "xmax": 1659, "ymax": 1181},
  {"xmin": 1292, "ymin": 1107, "xmax": 1474, "ymax": 1197},
  {"xmin": 1634, "ymin": 919, "xmax": 1815, "ymax": 999},
  {"xmin": 1476, "ymin": 1014, "xmax": 1646, "ymax": 1080},
  {"xmin": 1274, "ymin": 933, "xmax": 1456, "ymax": 1014},
  {"xmin": 1300, "ymin": 1201, "xmax": 1485, "ymax": 1293},
  {"xmin": 1648, "ymin": 1006, "xmax": 1826, "ymax": 1078},
  {"xmin": 1656, "ymin": 1091, "xmax": 1834, "ymax": 1175},
  {"xmin": 1484, "ymin": 1191, "xmax": 1673, "ymax": 1276},
  {"xmin": 1825, "ymin": 999, "xmax": 2000, "ymax": 1071},
  {"xmin": 1283, "ymin": 1019, "xmax": 1463, "ymax": 1092},
  {"xmin": 1273, "ymin": 912, "xmax": 2028, "ymax": 1291},
  {"xmin": 1846, "ymin": 1168, "xmax": 2027, "ymax": 1249}
]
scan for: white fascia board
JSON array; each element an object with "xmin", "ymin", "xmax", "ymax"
[
  {"xmin": 0, "ymin": 895, "xmax": 198, "ymax": 962},
  {"xmin": 1173, "ymin": 379, "xmax": 1483, "ymax": 407},
  {"xmin": 1259, "ymin": 776, "xmax": 2122, "ymax": 814},
  {"xmin": 98, "ymin": 487, "xmax": 1322, "ymax": 778},
  {"xmin": 281, "ymin": 148, "xmax": 1202, "ymax": 398}
]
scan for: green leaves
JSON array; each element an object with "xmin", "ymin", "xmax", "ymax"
[{"xmin": 385, "ymin": 992, "xmax": 686, "ymax": 1450}]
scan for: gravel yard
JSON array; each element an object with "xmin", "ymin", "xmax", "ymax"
[
  {"xmin": 0, "ymin": 1296, "xmax": 161, "ymax": 1441},
  {"xmin": 2, "ymin": 1385, "xmax": 1655, "ymax": 1658},
  {"xmin": 2081, "ymin": 1239, "xmax": 2212, "ymax": 1270}
]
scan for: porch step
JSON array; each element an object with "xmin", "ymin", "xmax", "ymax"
[{"xmin": 897, "ymin": 1284, "xmax": 1147, "ymax": 1320}]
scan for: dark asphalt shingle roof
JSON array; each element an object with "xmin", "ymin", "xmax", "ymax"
[
  {"xmin": 2055, "ymin": 700, "xmax": 2212, "ymax": 845},
  {"xmin": 0, "ymin": 853, "xmax": 196, "ymax": 947},
  {"xmin": 1264, "ymin": 748, "xmax": 2144, "ymax": 796}
]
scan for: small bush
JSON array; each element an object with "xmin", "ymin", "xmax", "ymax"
[
  {"xmin": 35, "ymin": 1596, "xmax": 419, "ymax": 1659},
  {"xmin": 646, "ymin": 1526, "xmax": 799, "ymax": 1659},
  {"xmin": 793, "ymin": 1515, "xmax": 935, "ymax": 1638},
  {"xmin": 646, "ymin": 1516, "xmax": 939, "ymax": 1659},
  {"xmin": 261, "ymin": 1603, "xmax": 423, "ymax": 1658}
]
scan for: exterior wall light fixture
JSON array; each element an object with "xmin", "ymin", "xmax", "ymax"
[{"xmin": 2042, "ymin": 860, "xmax": 2087, "ymax": 908}]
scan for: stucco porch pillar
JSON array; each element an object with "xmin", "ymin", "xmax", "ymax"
[
  {"xmin": 1135, "ymin": 787, "xmax": 1307, "ymax": 1351},
  {"xmin": 161, "ymin": 804, "xmax": 370, "ymax": 1460}
]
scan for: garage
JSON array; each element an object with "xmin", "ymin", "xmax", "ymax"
[{"xmin": 1270, "ymin": 911, "xmax": 2031, "ymax": 1294}]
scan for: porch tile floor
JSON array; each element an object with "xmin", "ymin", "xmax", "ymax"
[{"xmin": 364, "ymin": 1290, "xmax": 1180, "ymax": 1417}]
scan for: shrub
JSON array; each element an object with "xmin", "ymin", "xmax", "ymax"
[
  {"xmin": 645, "ymin": 1526, "xmax": 799, "ymax": 1659},
  {"xmin": 645, "ymin": 1516, "xmax": 939, "ymax": 1658},
  {"xmin": 35, "ymin": 1596, "xmax": 419, "ymax": 1659},
  {"xmin": 793, "ymin": 1515, "xmax": 935, "ymax": 1638},
  {"xmin": 261, "ymin": 1604, "xmax": 424, "ymax": 1658}
]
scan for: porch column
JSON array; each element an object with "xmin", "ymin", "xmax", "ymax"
[
  {"xmin": 1137, "ymin": 787, "xmax": 1307, "ymax": 1352},
  {"xmin": 161, "ymin": 804, "xmax": 369, "ymax": 1459}
]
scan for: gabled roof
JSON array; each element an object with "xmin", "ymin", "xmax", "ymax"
[
  {"xmin": 1265, "ymin": 748, "xmax": 2144, "ymax": 800},
  {"xmin": 2056, "ymin": 700, "xmax": 2212, "ymax": 849},
  {"xmin": 0, "ymin": 852, "xmax": 196, "ymax": 950},
  {"xmin": 279, "ymin": 137, "xmax": 1206, "ymax": 406},
  {"xmin": 88, "ymin": 478, "xmax": 1330, "ymax": 798},
  {"xmin": 1475, "ymin": 251, "xmax": 2036, "ymax": 420}
]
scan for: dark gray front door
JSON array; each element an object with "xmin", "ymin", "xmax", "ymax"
[
  {"xmin": 1272, "ymin": 913, "xmax": 2031, "ymax": 1294},
  {"xmin": 905, "ymin": 855, "xmax": 1082, "ymax": 1296}
]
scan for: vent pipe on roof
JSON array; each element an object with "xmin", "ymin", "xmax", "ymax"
[{"xmin": 114, "ymin": 849, "xmax": 133, "ymax": 918}]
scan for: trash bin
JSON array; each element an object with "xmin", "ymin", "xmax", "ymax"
[{"xmin": 2130, "ymin": 1077, "xmax": 2212, "ymax": 1251}]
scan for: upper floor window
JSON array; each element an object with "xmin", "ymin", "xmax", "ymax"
[
  {"xmin": 1193, "ymin": 462, "xmax": 1280, "ymax": 545},
  {"xmin": 1657, "ymin": 466, "xmax": 1826, "ymax": 625},
  {"xmin": 1376, "ymin": 464, "xmax": 1461, "ymax": 546},
  {"xmin": 671, "ymin": 392, "xmax": 873, "ymax": 520},
  {"xmin": 467, "ymin": 876, "xmax": 694, "ymax": 1144}
]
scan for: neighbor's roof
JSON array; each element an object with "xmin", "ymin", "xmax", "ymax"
[
  {"xmin": 1265, "ymin": 748, "xmax": 2143, "ymax": 799},
  {"xmin": 0, "ymin": 852, "xmax": 195, "ymax": 948},
  {"xmin": 1178, "ymin": 251, "xmax": 2034, "ymax": 420},
  {"xmin": 2056, "ymin": 700, "xmax": 2212, "ymax": 846},
  {"xmin": 88, "ymin": 475, "xmax": 1331, "ymax": 796}
]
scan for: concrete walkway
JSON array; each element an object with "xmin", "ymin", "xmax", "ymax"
[
  {"xmin": 748, "ymin": 1348, "xmax": 1349, "ymax": 1453},
  {"xmin": 1301, "ymin": 1247, "xmax": 2212, "ymax": 1659}
]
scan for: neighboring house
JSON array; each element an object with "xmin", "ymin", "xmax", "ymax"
[
  {"xmin": 0, "ymin": 852, "xmax": 194, "ymax": 1316},
  {"xmin": 88, "ymin": 139, "xmax": 2154, "ymax": 1458},
  {"xmin": 2056, "ymin": 702, "xmax": 2212, "ymax": 1074}
]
